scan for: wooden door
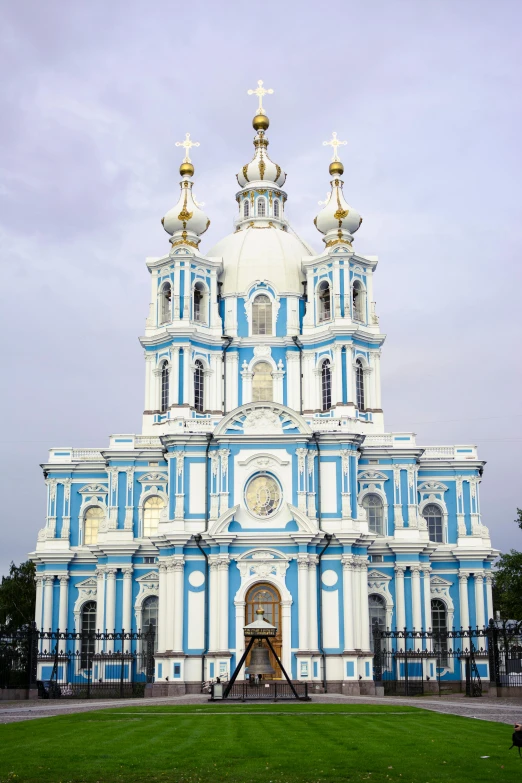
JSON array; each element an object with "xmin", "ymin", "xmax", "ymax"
[{"xmin": 245, "ymin": 583, "xmax": 283, "ymax": 679}]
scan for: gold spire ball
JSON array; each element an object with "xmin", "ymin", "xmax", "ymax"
[
  {"xmin": 248, "ymin": 79, "xmax": 273, "ymax": 131},
  {"xmin": 323, "ymin": 131, "xmax": 347, "ymax": 176},
  {"xmin": 175, "ymin": 132, "xmax": 200, "ymax": 177}
]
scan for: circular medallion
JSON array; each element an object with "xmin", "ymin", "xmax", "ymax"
[
  {"xmin": 188, "ymin": 570, "xmax": 205, "ymax": 587},
  {"xmin": 321, "ymin": 569, "xmax": 338, "ymax": 587},
  {"xmin": 245, "ymin": 473, "xmax": 282, "ymax": 518}
]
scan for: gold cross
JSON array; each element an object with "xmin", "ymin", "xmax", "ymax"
[
  {"xmin": 175, "ymin": 132, "xmax": 200, "ymax": 163},
  {"xmin": 247, "ymin": 80, "xmax": 274, "ymax": 115},
  {"xmin": 323, "ymin": 131, "xmax": 347, "ymax": 162}
]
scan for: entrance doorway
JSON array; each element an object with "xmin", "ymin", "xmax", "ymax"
[{"xmin": 245, "ymin": 583, "xmax": 283, "ymax": 679}]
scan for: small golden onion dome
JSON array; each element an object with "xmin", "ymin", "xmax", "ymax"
[
  {"xmin": 253, "ymin": 113, "xmax": 270, "ymax": 131},
  {"xmin": 179, "ymin": 161, "xmax": 194, "ymax": 177},
  {"xmin": 329, "ymin": 160, "xmax": 344, "ymax": 176}
]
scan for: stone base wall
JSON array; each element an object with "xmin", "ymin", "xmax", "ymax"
[{"xmin": 0, "ymin": 688, "xmax": 38, "ymax": 701}]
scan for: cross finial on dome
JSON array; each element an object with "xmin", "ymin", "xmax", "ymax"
[
  {"xmin": 247, "ymin": 80, "xmax": 274, "ymax": 116},
  {"xmin": 323, "ymin": 131, "xmax": 347, "ymax": 162},
  {"xmin": 175, "ymin": 132, "xmax": 200, "ymax": 163}
]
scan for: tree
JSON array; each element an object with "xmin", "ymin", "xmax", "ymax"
[
  {"xmin": 516, "ymin": 508, "xmax": 522, "ymax": 532},
  {"xmin": 0, "ymin": 560, "xmax": 36, "ymax": 632},
  {"xmin": 493, "ymin": 510, "xmax": 522, "ymax": 621}
]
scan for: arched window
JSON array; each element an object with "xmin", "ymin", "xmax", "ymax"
[
  {"xmin": 84, "ymin": 506, "xmax": 104, "ymax": 545},
  {"xmin": 243, "ymin": 200, "xmax": 249, "ymax": 218},
  {"xmin": 369, "ymin": 594, "xmax": 387, "ymax": 650},
  {"xmin": 257, "ymin": 197, "xmax": 266, "ymax": 217},
  {"xmin": 355, "ymin": 359, "xmax": 365, "ymax": 410},
  {"xmin": 194, "ymin": 359, "xmax": 204, "ymax": 412},
  {"xmin": 142, "ymin": 595, "xmax": 159, "ymax": 652},
  {"xmin": 273, "ymin": 199, "xmax": 280, "ymax": 218},
  {"xmin": 160, "ymin": 283, "xmax": 172, "ymax": 325},
  {"xmin": 362, "ymin": 493, "xmax": 384, "ymax": 536},
  {"xmin": 252, "ymin": 294, "xmax": 272, "ymax": 335},
  {"xmin": 317, "ymin": 280, "xmax": 331, "ymax": 322},
  {"xmin": 193, "ymin": 282, "xmax": 206, "ymax": 323},
  {"xmin": 321, "ymin": 359, "xmax": 332, "ymax": 411},
  {"xmin": 252, "ymin": 361, "xmax": 273, "ymax": 402},
  {"xmin": 160, "ymin": 361, "xmax": 169, "ymax": 412},
  {"xmin": 423, "ymin": 504, "xmax": 443, "ymax": 543},
  {"xmin": 352, "ymin": 280, "xmax": 365, "ymax": 322},
  {"xmin": 143, "ymin": 496, "xmax": 165, "ymax": 537},
  {"xmin": 80, "ymin": 600, "xmax": 96, "ymax": 668},
  {"xmin": 431, "ymin": 598, "xmax": 448, "ymax": 665}
]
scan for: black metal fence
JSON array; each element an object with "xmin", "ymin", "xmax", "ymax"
[
  {"xmin": 0, "ymin": 625, "xmax": 155, "ymax": 699},
  {"xmin": 373, "ymin": 621, "xmax": 522, "ymax": 697}
]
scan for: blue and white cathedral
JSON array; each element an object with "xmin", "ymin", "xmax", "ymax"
[{"xmin": 31, "ymin": 84, "xmax": 496, "ymax": 694}]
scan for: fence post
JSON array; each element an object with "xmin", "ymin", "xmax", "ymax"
[
  {"xmin": 373, "ymin": 627, "xmax": 383, "ymax": 687},
  {"xmin": 487, "ymin": 619, "xmax": 500, "ymax": 693},
  {"xmin": 87, "ymin": 653, "xmax": 91, "ymax": 699},
  {"xmin": 27, "ymin": 622, "xmax": 38, "ymax": 690},
  {"xmin": 145, "ymin": 624, "xmax": 155, "ymax": 684}
]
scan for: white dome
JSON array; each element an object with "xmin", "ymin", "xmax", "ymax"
[
  {"xmin": 237, "ymin": 133, "xmax": 286, "ymax": 188},
  {"xmin": 206, "ymin": 226, "xmax": 313, "ymax": 296}
]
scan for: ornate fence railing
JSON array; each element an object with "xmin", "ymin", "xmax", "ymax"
[
  {"xmin": 0, "ymin": 625, "xmax": 155, "ymax": 699},
  {"xmin": 373, "ymin": 622, "xmax": 522, "ymax": 697}
]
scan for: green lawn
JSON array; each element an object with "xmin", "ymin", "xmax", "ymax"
[{"xmin": 0, "ymin": 703, "xmax": 518, "ymax": 783}]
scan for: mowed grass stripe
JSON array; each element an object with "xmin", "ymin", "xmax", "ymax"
[{"xmin": 0, "ymin": 705, "xmax": 516, "ymax": 783}]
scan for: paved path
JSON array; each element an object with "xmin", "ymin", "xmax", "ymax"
[{"xmin": 0, "ymin": 692, "xmax": 520, "ymax": 725}]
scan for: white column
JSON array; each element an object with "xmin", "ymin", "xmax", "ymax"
[
  {"xmin": 209, "ymin": 558, "xmax": 220, "ymax": 651},
  {"xmin": 122, "ymin": 567, "xmax": 133, "ymax": 635},
  {"xmin": 297, "ymin": 555, "xmax": 310, "ymax": 650},
  {"xmin": 459, "ymin": 573, "xmax": 470, "ymax": 629},
  {"xmin": 342, "ymin": 556, "xmax": 355, "ymax": 651},
  {"xmin": 371, "ymin": 350, "xmax": 382, "ymax": 409},
  {"xmin": 312, "ymin": 367, "xmax": 321, "ymax": 411},
  {"xmin": 95, "ymin": 567, "xmax": 105, "ymax": 650},
  {"xmin": 281, "ymin": 599, "xmax": 293, "ymax": 675},
  {"xmin": 218, "ymin": 557, "xmax": 229, "ymax": 651},
  {"xmin": 363, "ymin": 367, "xmax": 373, "ymax": 410},
  {"xmin": 273, "ymin": 362, "xmax": 285, "ymax": 405},
  {"xmin": 158, "ymin": 563, "xmax": 168, "ymax": 653},
  {"xmin": 346, "ymin": 348, "xmax": 354, "ymax": 405},
  {"xmin": 359, "ymin": 558, "xmax": 371, "ymax": 651},
  {"xmin": 144, "ymin": 353, "xmax": 154, "ymax": 411},
  {"xmin": 42, "ymin": 576, "xmax": 54, "ymax": 632},
  {"xmin": 395, "ymin": 567, "xmax": 406, "ymax": 630},
  {"xmin": 105, "ymin": 568, "xmax": 117, "ymax": 651},
  {"xmin": 302, "ymin": 352, "xmax": 315, "ymax": 411},
  {"xmin": 308, "ymin": 557, "xmax": 318, "ymax": 650},
  {"xmin": 182, "ymin": 346, "xmax": 190, "ymax": 405},
  {"xmin": 422, "ymin": 566, "xmax": 432, "ymax": 632},
  {"xmin": 485, "ymin": 574, "xmax": 494, "ymax": 625},
  {"xmin": 240, "ymin": 362, "xmax": 253, "ymax": 405},
  {"xmin": 285, "ymin": 351, "xmax": 300, "ymax": 411},
  {"xmin": 166, "ymin": 562, "xmax": 175, "ymax": 650},
  {"xmin": 35, "ymin": 575, "xmax": 44, "ymax": 630},
  {"xmin": 58, "ymin": 575, "xmax": 69, "ymax": 632},
  {"xmin": 173, "ymin": 557, "xmax": 185, "ymax": 653},
  {"xmin": 333, "ymin": 343, "xmax": 343, "ymax": 406},
  {"xmin": 352, "ymin": 560, "xmax": 362, "ymax": 649},
  {"xmin": 226, "ymin": 351, "xmax": 239, "ymax": 412},
  {"xmin": 474, "ymin": 573, "xmax": 485, "ymax": 629},
  {"xmin": 411, "ymin": 567, "xmax": 422, "ymax": 631},
  {"xmin": 235, "ymin": 601, "xmax": 246, "ymax": 678},
  {"xmin": 169, "ymin": 346, "xmax": 179, "ymax": 406}
]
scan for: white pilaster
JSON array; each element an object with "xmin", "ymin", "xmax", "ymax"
[
  {"xmin": 226, "ymin": 351, "xmax": 239, "ymax": 411},
  {"xmin": 395, "ymin": 566, "xmax": 406, "ymax": 630},
  {"xmin": 459, "ymin": 573, "xmax": 470, "ymax": 629},
  {"xmin": 218, "ymin": 556, "xmax": 229, "ymax": 651},
  {"xmin": 58, "ymin": 575, "xmax": 69, "ymax": 632},
  {"xmin": 411, "ymin": 567, "xmax": 422, "ymax": 631},
  {"xmin": 342, "ymin": 556, "xmax": 355, "ymax": 651},
  {"xmin": 333, "ymin": 344, "xmax": 343, "ymax": 405},
  {"xmin": 485, "ymin": 574, "xmax": 494, "ymax": 624},
  {"xmin": 95, "ymin": 567, "xmax": 105, "ymax": 647},
  {"xmin": 308, "ymin": 557, "xmax": 318, "ymax": 650},
  {"xmin": 359, "ymin": 557, "xmax": 371, "ymax": 651},
  {"xmin": 169, "ymin": 346, "xmax": 180, "ymax": 406},
  {"xmin": 158, "ymin": 563, "xmax": 168, "ymax": 653},
  {"xmin": 122, "ymin": 567, "xmax": 133, "ymax": 635},
  {"xmin": 42, "ymin": 576, "xmax": 54, "ymax": 632},
  {"xmin": 35, "ymin": 575, "xmax": 44, "ymax": 631},
  {"xmin": 352, "ymin": 559, "xmax": 361, "ymax": 649},
  {"xmin": 105, "ymin": 568, "xmax": 117, "ymax": 651},
  {"xmin": 209, "ymin": 558, "xmax": 220, "ymax": 651},
  {"xmin": 173, "ymin": 557, "xmax": 185, "ymax": 652},
  {"xmin": 422, "ymin": 566, "xmax": 431, "ymax": 632},
  {"xmin": 297, "ymin": 555, "xmax": 309, "ymax": 650},
  {"xmin": 474, "ymin": 573, "xmax": 485, "ymax": 629}
]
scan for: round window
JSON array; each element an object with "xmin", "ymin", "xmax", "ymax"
[{"xmin": 245, "ymin": 473, "xmax": 282, "ymax": 518}]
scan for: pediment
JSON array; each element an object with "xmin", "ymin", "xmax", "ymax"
[
  {"xmin": 368, "ymin": 569, "xmax": 392, "ymax": 581},
  {"xmin": 79, "ymin": 484, "xmax": 108, "ymax": 495},
  {"xmin": 430, "ymin": 575, "xmax": 453, "ymax": 587},
  {"xmin": 137, "ymin": 472, "xmax": 168, "ymax": 484},
  {"xmin": 236, "ymin": 548, "xmax": 289, "ymax": 563},
  {"xmin": 75, "ymin": 577, "xmax": 98, "ymax": 588},
  {"xmin": 136, "ymin": 570, "xmax": 159, "ymax": 583},
  {"xmin": 358, "ymin": 471, "xmax": 389, "ymax": 482},
  {"xmin": 418, "ymin": 482, "xmax": 448, "ymax": 493},
  {"xmin": 214, "ymin": 402, "xmax": 312, "ymax": 437}
]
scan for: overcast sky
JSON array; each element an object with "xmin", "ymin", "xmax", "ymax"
[{"xmin": 1, "ymin": 0, "xmax": 521, "ymax": 577}]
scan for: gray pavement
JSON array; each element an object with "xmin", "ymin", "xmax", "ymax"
[{"xmin": 0, "ymin": 692, "xmax": 520, "ymax": 725}]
